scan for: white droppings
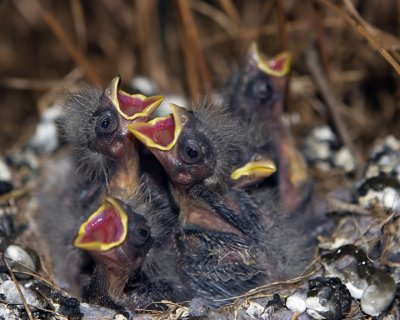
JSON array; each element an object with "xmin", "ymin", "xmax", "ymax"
[
  {"xmin": 312, "ymin": 126, "xmax": 336, "ymax": 142},
  {"xmin": 0, "ymin": 280, "xmax": 45, "ymax": 308},
  {"xmin": 246, "ymin": 301, "xmax": 265, "ymax": 318},
  {"xmin": 382, "ymin": 187, "xmax": 400, "ymax": 211},
  {"xmin": 130, "ymin": 76, "xmax": 158, "ymax": 95},
  {"xmin": 154, "ymin": 95, "xmax": 188, "ymax": 117},
  {"xmin": 306, "ymin": 296, "xmax": 329, "ymax": 314},
  {"xmin": 286, "ymin": 289, "xmax": 307, "ymax": 313},
  {"xmin": 29, "ymin": 105, "xmax": 63, "ymax": 154},
  {"xmin": 359, "ymin": 187, "xmax": 400, "ymax": 211},
  {"xmin": 307, "ymin": 309, "xmax": 326, "ymax": 319},
  {"xmin": 345, "ymin": 280, "xmax": 367, "ymax": 300},
  {"xmin": 0, "ymin": 158, "xmax": 11, "ymax": 182},
  {"xmin": 334, "ymin": 148, "xmax": 355, "ymax": 172}
]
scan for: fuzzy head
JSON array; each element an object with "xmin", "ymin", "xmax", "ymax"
[
  {"xmin": 225, "ymin": 43, "xmax": 291, "ymax": 125},
  {"xmin": 74, "ymin": 197, "xmax": 153, "ymax": 274},
  {"xmin": 60, "ymin": 76, "xmax": 164, "ymax": 182},
  {"xmin": 128, "ymin": 101, "xmax": 244, "ymax": 192}
]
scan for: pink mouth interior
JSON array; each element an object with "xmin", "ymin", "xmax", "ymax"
[
  {"xmin": 138, "ymin": 115, "xmax": 175, "ymax": 147},
  {"xmin": 268, "ymin": 56, "xmax": 287, "ymax": 72},
  {"xmin": 81, "ymin": 203, "xmax": 123, "ymax": 244},
  {"xmin": 118, "ymin": 93, "xmax": 158, "ymax": 117}
]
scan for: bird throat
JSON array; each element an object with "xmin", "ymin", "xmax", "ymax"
[
  {"xmin": 108, "ymin": 148, "xmax": 140, "ymax": 201},
  {"xmin": 180, "ymin": 196, "xmax": 244, "ymax": 238}
]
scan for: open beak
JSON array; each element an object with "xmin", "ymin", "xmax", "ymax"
[
  {"xmin": 74, "ymin": 197, "xmax": 128, "ymax": 252},
  {"xmin": 231, "ymin": 157, "xmax": 277, "ymax": 181},
  {"xmin": 104, "ymin": 76, "xmax": 164, "ymax": 121},
  {"xmin": 126, "ymin": 103, "xmax": 185, "ymax": 151},
  {"xmin": 248, "ymin": 43, "xmax": 291, "ymax": 77}
]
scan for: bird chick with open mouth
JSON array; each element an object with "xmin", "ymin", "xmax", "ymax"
[
  {"xmin": 34, "ymin": 77, "xmax": 181, "ymax": 303},
  {"xmin": 74, "ymin": 196, "xmax": 153, "ymax": 314},
  {"xmin": 128, "ymin": 102, "xmax": 315, "ymax": 306},
  {"xmin": 224, "ymin": 43, "xmax": 311, "ymax": 216}
]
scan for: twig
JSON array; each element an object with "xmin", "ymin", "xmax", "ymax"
[
  {"xmin": 19, "ymin": 0, "xmax": 102, "ymax": 84},
  {"xmin": 37, "ymin": 67, "xmax": 83, "ymax": 113},
  {"xmin": 176, "ymin": 0, "xmax": 211, "ymax": 98},
  {"xmin": 217, "ymin": 0, "xmax": 242, "ymax": 27},
  {"xmin": 305, "ymin": 45, "xmax": 363, "ymax": 177},
  {"xmin": 276, "ymin": 0, "xmax": 289, "ymax": 51},
  {"xmin": 214, "ymin": 268, "xmax": 317, "ymax": 303},
  {"xmin": 70, "ymin": 0, "xmax": 87, "ymax": 51},
  {"xmin": 202, "ymin": 16, "xmax": 344, "ymax": 48},
  {"xmin": 327, "ymin": 197, "xmax": 370, "ymax": 215},
  {"xmin": 135, "ymin": 0, "xmax": 169, "ymax": 91},
  {"xmin": 2, "ymin": 256, "xmax": 34, "ymax": 320},
  {"xmin": 311, "ymin": 1, "xmax": 331, "ymax": 80},
  {"xmin": 315, "ymin": 0, "xmax": 400, "ymax": 76},
  {"xmin": 190, "ymin": 0, "xmax": 238, "ymax": 37},
  {"xmin": 0, "ymin": 77, "xmax": 60, "ymax": 91},
  {"xmin": 0, "ymin": 187, "xmax": 29, "ymax": 204}
]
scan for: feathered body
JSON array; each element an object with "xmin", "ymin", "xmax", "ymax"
[
  {"xmin": 35, "ymin": 79, "xmax": 185, "ymax": 310},
  {"xmin": 223, "ymin": 46, "xmax": 312, "ymax": 216},
  {"xmin": 129, "ymin": 101, "xmax": 315, "ymax": 306}
]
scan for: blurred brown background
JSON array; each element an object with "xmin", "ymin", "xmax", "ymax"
[{"xmin": 0, "ymin": 0, "xmax": 399, "ymax": 155}]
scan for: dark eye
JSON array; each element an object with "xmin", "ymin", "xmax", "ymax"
[
  {"xmin": 134, "ymin": 227, "xmax": 150, "ymax": 245},
  {"xmin": 95, "ymin": 109, "xmax": 118, "ymax": 137},
  {"xmin": 245, "ymin": 75, "xmax": 274, "ymax": 104},
  {"xmin": 179, "ymin": 139, "xmax": 205, "ymax": 164}
]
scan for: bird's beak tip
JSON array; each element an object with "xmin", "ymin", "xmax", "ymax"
[
  {"xmin": 246, "ymin": 44, "xmax": 291, "ymax": 77},
  {"xmin": 104, "ymin": 76, "xmax": 165, "ymax": 120},
  {"xmin": 231, "ymin": 158, "xmax": 277, "ymax": 180},
  {"xmin": 127, "ymin": 103, "xmax": 184, "ymax": 151}
]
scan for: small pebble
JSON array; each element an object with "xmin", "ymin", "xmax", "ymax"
[
  {"xmin": 360, "ymin": 270, "xmax": 396, "ymax": 316},
  {"xmin": 4, "ymin": 245, "xmax": 36, "ymax": 278},
  {"xmin": 286, "ymin": 289, "xmax": 307, "ymax": 313}
]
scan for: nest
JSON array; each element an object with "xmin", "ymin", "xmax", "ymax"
[{"xmin": 0, "ymin": 1, "xmax": 399, "ymax": 319}]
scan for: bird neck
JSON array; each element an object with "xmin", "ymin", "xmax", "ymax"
[{"xmin": 107, "ymin": 147, "xmax": 140, "ymax": 201}]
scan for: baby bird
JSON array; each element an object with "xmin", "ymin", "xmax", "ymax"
[
  {"xmin": 60, "ymin": 75, "xmax": 164, "ymax": 199},
  {"xmin": 224, "ymin": 43, "xmax": 311, "ymax": 216},
  {"xmin": 128, "ymin": 103, "xmax": 315, "ymax": 305},
  {"xmin": 34, "ymin": 77, "xmax": 181, "ymax": 303},
  {"xmin": 74, "ymin": 197, "xmax": 153, "ymax": 312}
]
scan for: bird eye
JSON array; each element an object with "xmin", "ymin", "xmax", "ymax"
[
  {"xmin": 95, "ymin": 109, "xmax": 118, "ymax": 137},
  {"xmin": 179, "ymin": 139, "xmax": 205, "ymax": 164},
  {"xmin": 101, "ymin": 118, "xmax": 111, "ymax": 129},
  {"xmin": 186, "ymin": 147, "xmax": 198, "ymax": 159},
  {"xmin": 245, "ymin": 75, "xmax": 274, "ymax": 104},
  {"xmin": 134, "ymin": 227, "xmax": 150, "ymax": 246}
]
